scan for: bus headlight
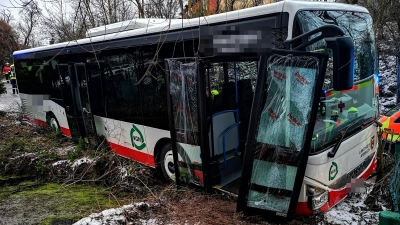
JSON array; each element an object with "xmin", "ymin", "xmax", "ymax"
[{"xmin": 307, "ymin": 185, "xmax": 328, "ymax": 210}]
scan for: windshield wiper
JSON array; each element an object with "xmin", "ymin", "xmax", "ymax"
[{"xmin": 328, "ymin": 115, "xmax": 366, "ymax": 158}]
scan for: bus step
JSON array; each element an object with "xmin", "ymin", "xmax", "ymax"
[{"xmin": 220, "ymin": 154, "xmax": 242, "ymax": 178}]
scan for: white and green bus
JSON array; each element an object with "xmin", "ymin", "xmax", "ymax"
[{"xmin": 13, "ymin": 0, "xmax": 379, "ymax": 218}]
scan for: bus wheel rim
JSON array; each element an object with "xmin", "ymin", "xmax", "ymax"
[
  {"xmin": 164, "ymin": 150, "xmax": 175, "ymax": 179},
  {"xmin": 50, "ymin": 118, "xmax": 59, "ymax": 131}
]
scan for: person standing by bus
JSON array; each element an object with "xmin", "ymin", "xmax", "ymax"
[
  {"xmin": 2, "ymin": 62, "xmax": 11, "ymax": 83},
  {"xmin": 9, "ymin": 64, "xmax": 18, "ymax": 94}
]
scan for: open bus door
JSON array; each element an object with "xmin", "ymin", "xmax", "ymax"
[
  {"xmin": 57, "ymin": 64, "xmax": 81, "ymax": 141},
  {"xmin": 164, "ymin": 57, "xmax": 249, "ymax": 189},
  {"xmin": 72, "ymin": 63, "xmax": 99, "ymax": 146},
  {"xmin": 164, "ymin": 58, "xmax": 212, "ymax": 188},
  {"xmin": 57, "ymin": 63, "xmax": 99, "ymax": 145},
  {"xmin": 237, "ymin": 50, "xmax": 328, "ymax": 218}
]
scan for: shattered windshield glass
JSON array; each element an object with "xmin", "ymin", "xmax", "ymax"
[
  {"xmin": 295, "ymin": 11, "xmax": 378, "ymax": 153},
  {"xmin": 245, "ymin": 54, "xmax": 321, "ymax": 214}
]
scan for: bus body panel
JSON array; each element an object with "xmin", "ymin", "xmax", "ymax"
[
  {"xmin": 296, "ymin": 155, "xmax": 377, "ymax": 216},
  {"xmin": 43, "ymin": 99, "xmax": 71, "ymax": 137},
  {"xmin": 93, "ymin": 116, "xmax": 170, "ymax": 167},
  {"xmin": 294, "ymin": 124, "xmax": 378, "ymax": 215},
  {"xmin": 20, "ymin": 93, "xmax": 48, "ymax": 126},
  {"xmin": 305, "ymin": 124, "xmax": 377, "ymax": 185},
  {"xmin": 93, "ymin": 116, "xmax": 151, "ymax": 166},
  {"xmin": 20, "ymin": 93, "xmax": 72, "ymax": 137}
]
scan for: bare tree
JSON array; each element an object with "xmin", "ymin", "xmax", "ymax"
[
  {"xmin": 146, "ymin": 0, "xmax": 180, "ymax": 18},
  {"xmin": 39, "ymin": 0, "xmax": 87, "ymax": 43},
  {"xmin": 17, "ymin": 0, "xmax": 42, "ymax": 47},
  {"xmin": 0, "ymin": 9, "xmax": 13, "ymax": 24}
]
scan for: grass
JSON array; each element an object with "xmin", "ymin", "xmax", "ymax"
[
  {"xmin": 0, "ymin": 181, "xmax": 129, "ymax": 225},
  {"xmin": 5, "ymin": 138, "xmax": 26, "ymax": 151},
  {"xmin": 67, "ymin": 138, "xmax": 86, "ymax": 161},
  {"xmin": 0, "ymin": 139, "xmax": 26, "ymax": 159}
]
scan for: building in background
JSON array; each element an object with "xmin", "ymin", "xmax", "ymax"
[{"xmin": 188, "ymin": 0, "xmax": 276, "ymax": 17}]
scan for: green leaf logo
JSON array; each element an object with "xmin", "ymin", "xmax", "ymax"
[
  {"xmin": 130, "ymin": 124, "xmax": 146, "ymax": 150},
  {"xmin": 329, "ymin": 162, "xmax": 338, "ymax": 181}
]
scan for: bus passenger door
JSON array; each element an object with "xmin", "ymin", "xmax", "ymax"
[
  {"xmin": 237, "ymin": 50, "xmax": 328, "ymax": 218},
  {"xmin": 72, "ymin": 63, "xmax": 99, "ymax": 146},
  {"xmin": 165, "ymin": 58, "xmax": 210, "ymax": 188},
  {"xmin": 57, "ymin": 64, "xmax": 81, "ymax": 140}
]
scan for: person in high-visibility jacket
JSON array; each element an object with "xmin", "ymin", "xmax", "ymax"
[
  {"xmin": 333, "ymin": 107, "xmax": 358, "ymax": 127},
  {"xmin": 2, "ymin": 62, "xmax": 11, "ymax": 83},
  {"xmin": 347, "ymin": 107, "xmax": 358, "ymax": 120},
  {"xmin": 9, "ymin": 65, "xmax": 18, "ymax": 94}
]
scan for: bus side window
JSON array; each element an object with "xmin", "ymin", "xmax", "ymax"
[
  {"xmin": 394, "ymin": 117, "xmax": 400, "ymax": 123},
  {"xmin": 140, "ymin": 62, "xmax": 169, "ymax": 130},
  {"xmin": 102, "ymin": 50, "xmax": 142, "ymax": 124}
]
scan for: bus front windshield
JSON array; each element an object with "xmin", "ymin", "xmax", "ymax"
[{"xmin": 295, "ymin": 10, "xmax": 378, "ymax": 153}]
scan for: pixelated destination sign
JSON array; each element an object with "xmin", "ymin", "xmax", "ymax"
[{"xmin": 200, "ymin": 24, "xmax": 272, "ymax": 57}]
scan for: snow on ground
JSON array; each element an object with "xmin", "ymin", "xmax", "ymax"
[
  {"xmin": 52, "ymin": 146, "xmax": 76, "ymax": 156},
  {"xmin": 323, "ymin": 196, "xmax": 379, "ymax": 225},
  {"xmin": 52, "ymin": 160, "xmax": 70, "ymax": 167},
  {"xmin": 71, "ymin": 157, "xmax": 94, "ymax": 170},
  {"xmin": 0, "ymin": 80, "xmax": 21, "ymax": 112},
  {"xmin": 73, "ymin": 203, "xmax": 161, "ymax": 225},
  {"xmin": 379, "ymin": 55, "xmax": 399, "ymax": 113},
  {"xmin": 321, "ymin": 178, "xmax": 380, "ymax": 225}
]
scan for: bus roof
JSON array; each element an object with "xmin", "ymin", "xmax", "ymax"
[{"xmin": 13, "ymin": 0, "xmax": 368, "ymax": 57}]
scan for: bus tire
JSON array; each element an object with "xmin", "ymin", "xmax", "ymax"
[
  {"xmin": 46, "ymin": 113, "xmax": 60, "ymax": 132},
  {"xmin": 160, "ymin": 143, "xmax": 175, "ymax": 182}
]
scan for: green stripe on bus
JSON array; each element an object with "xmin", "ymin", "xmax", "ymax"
[{"xmin": 358, "ymin": 79, "xmax": 373, "ymax": 89}]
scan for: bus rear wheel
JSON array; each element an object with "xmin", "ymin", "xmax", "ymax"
[
  {"xmin": 46, "ymin": 113, "xmax": 60, "ymax": 132},
  {"xmin": 160, "ymin": 143, "xmax": 175, "ymax": 182}
]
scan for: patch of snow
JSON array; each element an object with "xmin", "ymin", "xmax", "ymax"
[
  {"xmin": 71, "ymin": 157, "xmax": 94, "ymax": 170},
  {"xmin": 73, "ymin": 203, "xmax": 160, "ymax": 225},
  {"xmin": 10, "ymin": 153, "xmax": 37, "ymax": 160},
  {"xmin": 382, "ymin": 97, "xmax": 397, "ymax": 106},
  {"xmin": 322, "ymin": 179, "xmax": 379, "ymax": 224},
  {"xmin": 52, "ymin": 160, "xmax": 70, "ymax": 167},
  {"xmin": 0, "ymin": 81, "xmax": 21, "ymax": 112},
  {"xmin": 379, "ymin": 54, "xmax": 399, "ymax": 112},
  {"xmin": 119, "ymin": 167, "xmax": 128, "ymax": 179},
  {"xmin": 53, "ymin": 146, "xmax": 75, "ymax": 156}
]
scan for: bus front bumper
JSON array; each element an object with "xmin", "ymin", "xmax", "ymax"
[{"xmin": 295, "ymin": 155, "xmax": 377, "ymax": 216}]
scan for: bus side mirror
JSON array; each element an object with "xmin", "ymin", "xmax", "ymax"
[{"xmin": 325, "ymin": 36, "xmax": 355, "ymax": 91}]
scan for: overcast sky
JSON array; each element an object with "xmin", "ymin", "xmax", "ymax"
[{"xmin": 0, "ymin": 0, "xmax": 22, "ymax": 19}]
